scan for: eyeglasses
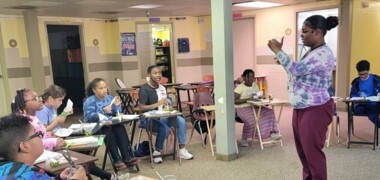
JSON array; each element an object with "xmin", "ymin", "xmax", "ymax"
[
  {"xmin": 25, "ymin": 96, "xmax": 42, "ymax": 102},
  {"xmin": 24, "ymin": 131, "xmax": 43, "ymax": 141}
]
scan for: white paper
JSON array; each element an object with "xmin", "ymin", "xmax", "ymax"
[
  {"xmin": 65, "ymin": 136, "xmax": 98, "ymax": 146},
  {"xmin": 98, "ymin": 113, "xmax": 109, "ymax": 121},
  {"xmin": 122, "ymin": 114, "xmax": 140, "ymax": 120},
  {"xmin": 35, "ymin": 150, "xmax": 62, "ymax": 164},
  {"xmin": 64, "ymin": 99, "xmax": 73, "ymax": 112},
  {"xmin": 109, "ymin": 97, "xmax": 115, "ymax": 106},
  {"xmin": 68, "ymin": 123, "xmax": 97, "ymax": 129},
  {"xmin": 350, "ymin": 96, "xmax": 380, "ymax": 101},
  {"xmin": 54, "ymin": 128, "xmax": 73, "ymax": 137}
]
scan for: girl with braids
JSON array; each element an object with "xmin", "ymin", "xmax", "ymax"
[
  {"xmin": 11, "ymin": 88, "xmax": 65, "ymax": 150},
  {"xmin": 234, "ymin": 69, "xmax": 281, "ymax": 147},
  {"xmin": 36, "ymin": 85, "xmax": 73, "ymax": 132},
  {"xmin": 268, "ymin": 15, "xmax": 338, "ymax": 179},
  {"xmin": 83, "ymin": 78, "xmax": 139, "ymax": 171}
]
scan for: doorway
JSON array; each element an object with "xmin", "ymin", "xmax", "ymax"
[
  {"xmin": 47, "ymin": 25, "xmax": 85, "ymax": 113},
  {"xmin": 137, "ymin": 23, "xmax": 174, "ymax": 83}
]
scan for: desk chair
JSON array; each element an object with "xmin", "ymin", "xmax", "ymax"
[
  {"xmin": 115, "ymin": 78, "xmax": 127, "ymax": 89},
  {"xmin": 188, "ymin": 91, "xmax": 215, "ymax": 148}
]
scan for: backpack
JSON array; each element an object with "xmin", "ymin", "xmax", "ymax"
[
  {"xmin": 133, "ymin": 141, "xmax": 153, "ymax": 157},
  {"xmin": 190, "ymin": 117, "xmax": 215, "ymax": 135}
]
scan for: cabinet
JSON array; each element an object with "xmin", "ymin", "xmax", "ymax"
[{"xmin": 155, "ymin": 46, "xmax": 172, "ymax": 83}]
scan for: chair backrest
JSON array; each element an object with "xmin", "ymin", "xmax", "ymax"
[
  {"xmin": 192, "ymin": 92, "xmax": 214, "ymax": 121},
  {"xmin": 202, "ymin": 74, "xmax": 214, "ymax": 82},
  {"xmin": 196, "ymin": 85, "xmax": 211, "ymax": 92},
  {"xmin": 159, "ymin": 77, "xmax": 169, "ymax": 84},
  {"xmin": 115, "ymin": 78, "xmax": 127, "ymax": 89}
]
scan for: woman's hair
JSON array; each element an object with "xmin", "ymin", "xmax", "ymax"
[
  {"xmin": 86, "ymin": 78, "xmax": 105, "ymax": 97},
  {"xmin": 11, "ymin": 88, "xmax": 32, "ymax": 114},
  {"xmin": 0, "ymin": 114, "xmax": 31, "ymax": 160},
  {"xmin": 41, "ymin": 85, "xmax": 66, "ymax": 103},
  {"xmin": 304, "ymin": 15, "xmax": 339, "ymax": 35},
  {"xmin": 241, "ymin": 69, "xmax": 255, "ymax": 79}
]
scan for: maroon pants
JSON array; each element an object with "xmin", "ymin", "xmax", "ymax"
[{"xmin": 292, "ymin": 99, "xmax": 333, "ymax": 180}]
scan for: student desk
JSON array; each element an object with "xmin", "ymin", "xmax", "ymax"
[
  {"xmin": 35, "ymin": 150, "xmax": 98, "ymax": 176},
  {"xmin": 344, "ymin": 98, "xmax": 379, "ymax": 150},
  {"xmin": 142, "ymin": 111, "xmax": 182, "ymax": 168},
  {"xmin": 247, "ymin": 99, "xmax": 287, "ymax": 149}
]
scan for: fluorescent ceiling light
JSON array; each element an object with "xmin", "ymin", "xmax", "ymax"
[
  {"xmin": 129, "ymin": 4, "xmax": 163, "ymax": 9},
  {"xmin": 233, "ymin": 1, "xmax": 283, "ymax": 8}
]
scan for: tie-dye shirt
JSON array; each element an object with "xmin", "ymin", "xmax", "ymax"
[
  {"xmin": 276, "ymin": 45, "xmax": 334, "ymax": 109},
  {"xmin": 0, "ymin": 161, "xmax": 52, "ymax": 179}
]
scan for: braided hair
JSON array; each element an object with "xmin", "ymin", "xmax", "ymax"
[
  {"xmin": 241, "ymin": 69, "xmax": 254, "ymax": 79},
  {"xmin": 11, "ymin": 88, "xmax": 31, "ymax": 114}
]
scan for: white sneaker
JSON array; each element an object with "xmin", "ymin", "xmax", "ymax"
[
  {"xmin": 240, "ymin": 138, "xmax": 249, "ymax": 147},
  {"xmin": 111, "ymin": 172, "xmax": 130, "ymax": 180},
  {"xmin": 179, "ymin": 148, "xmax": 193, "ymax": 160},
  {"xmin": 270, "ymin": 133, "xmax": 282, "ymax": 141},
  {"xmin": 153, "ymin": 150, "xmax": 163, "ymax": 164}
]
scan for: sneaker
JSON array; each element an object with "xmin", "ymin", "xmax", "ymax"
[
  {"xmin": 179, "ymin": 148, "xmax": 193, "ymax": 160},
  {"xmin": 110, "ymin": 172, "xmax": 130, "ymax": 180},
  {"xmin": 153, "ymin": 150, "xmax": 163, "ymax": 164},
  {"xmin": 270, "ymin": 133, "xmax": 282, "ymax": 141},
  {"xmin": 240, "ymin": 138, "xmax": 249, "ymax": 147},
  {"xmin": 114, "ymin": 160, "xmax": 126, "ymax": 170}
]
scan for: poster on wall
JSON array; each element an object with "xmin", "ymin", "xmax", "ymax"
[{"xmin": 121, "ymin": 32, "xmax": 136, "ymax": 56}]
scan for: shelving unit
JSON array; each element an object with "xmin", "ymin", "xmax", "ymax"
[{"xmin": 155, "ymin": 46, "xmax": 172, "ymax": 83}]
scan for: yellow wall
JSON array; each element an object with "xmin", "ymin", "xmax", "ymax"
[
  {"xmin": 350, "ymin": 0, "xmax": 380, "ymax": 81},
  {"xmin": 174, "ymin": 16, "xmax": 201, "ymax": 51},
  {"xmin": 0, "ymin": 17, "xmax": 29, "ymax": 57}
]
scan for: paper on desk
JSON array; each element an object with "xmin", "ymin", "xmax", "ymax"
[
  {"xmin": 68, "ymin": 123, "xmax": 97, "ymax": 130},
  {"xmin": 122, "ymin": 114, "xmax": 139, "ymax": 120},
  {"xmin": 350, "ymin": 96, "xmax": 379, "ymax": 101},
  {"xmin": 35, "ymin": 150, "xmax": 62, "ymax": 164},
  {"xmin": 63, "ymin": 99, "xmax": 73, "ymax": 112},
  {"xmin": 65, "ymin": 136, "xmax": 98, "ymax": 146},
  {"xmin": 99, "ymin": 113, "xmax": 109, "ymax": 122}
]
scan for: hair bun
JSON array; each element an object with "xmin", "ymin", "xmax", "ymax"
[{"xmin": 326, "ymin": 16, "xmax": 339, "ymax": 31}]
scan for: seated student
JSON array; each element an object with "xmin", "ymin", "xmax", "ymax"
[
  {"xmin": 11, "ymin": 88, "xmax": 65, "ymax": 150},
  {"xmin": 83, "ymin": 78, "xmax": 139, "ymax": 170},
  {"xmin": 36, "ymin": 85, "xmax": 129, "ymax": 180},
  {"xmin": 36, "ymin": 85, "xmax": 73, "ymax": 132},
  {"xmin": 0, "ymin": 114, "xmax": 87, "ymax": 180},
  {"xmin": 138, "ymin": 65, "xmax": 193, "ymax": 164},
  {"xmin": 350, "ymin": 60, "xmax": 380, "ymax": 125},
  {"xmin": 234, "ymin": 69, "xmax": 281, "ymax": 147}
]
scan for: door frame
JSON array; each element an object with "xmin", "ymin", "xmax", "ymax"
[
  {"xmin": 44, "ymin": 22, "xmax": 88, "ymax": 87},
  {"xmin": 0, "ymin": 24, "xmax": 12, "ymax": 115}
]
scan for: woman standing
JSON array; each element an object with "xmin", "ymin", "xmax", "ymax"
[{"xmin": 267, "ymin": 15, "xmax": 338, "ymax": 180}]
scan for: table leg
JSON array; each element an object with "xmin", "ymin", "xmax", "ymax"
[
  {"xmin": 176, "ymin": 89, "xmax": 182, "ymax": 112},
  {"xmin": 204, "ymin": 111, "xmax": 215, "ymax": 156},
  {"xmin": 252, "ymin": 106, "xmax": 263, "ymax": 149},
  {"xmin": 347, "ymin": 102, "xmax": 352, "ymax": 148}
]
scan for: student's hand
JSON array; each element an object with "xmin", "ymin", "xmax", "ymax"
[
  {"xmin": 70, "ymin": 166, "xmax": 88, "ymax": 180},
  {"xmin": 103, "ymin": 105, "xmax": 112, "ymax": 114},
  {"xmin": 57, "ymin": 138, "xmax": 66, "ymax": 147},
  {"xmin": 113, "ymin": 96, "xmax": 122, "ymax": 106},
  {"xmin": 157, "ymin": 98, "xmax": 168, "ymax": 107},
  {"xmin": 267, "ymin": 36, "xmax": 284, "ymax": 54}
]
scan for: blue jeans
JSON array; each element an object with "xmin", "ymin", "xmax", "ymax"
[
  {"xmin": 141, "ymin": 116, "xmax": 187, "ymax": 151},
  {"xmin": 354, "ymin": 103, "xmax": 380, "ymax": 125}
]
